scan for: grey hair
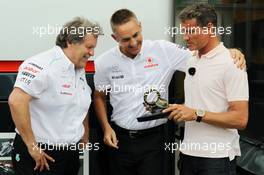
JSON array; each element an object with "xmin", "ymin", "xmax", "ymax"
[
  {"xmin": 56, "ymin": 17, "xmax": 103, "ymax": 48},
  {"xmin": 178, "ymin": 3, "xmax": 217, "ymax": 27}
]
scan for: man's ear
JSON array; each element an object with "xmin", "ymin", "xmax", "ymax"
[
  {"xmin": 66, "ymin": 41, "xmax": 71, "ymax": 48},
  {"xmin": 111, "ymin": 34, "xmax": 118, "ymax": 42},
  {"xmin": 138, "ymin": 22, "xmax": 142, "ymax": 31},
  {"xmin": 207, "ymin": 22, "xmax": 216, "ymax": 37}
]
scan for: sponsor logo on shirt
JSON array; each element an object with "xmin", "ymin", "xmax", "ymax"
[
  {"xmin": 28, "ymin": 62, "xmax": 43, "ymax": 70},
  {"xmin": 60, "ymin": 91, "xmax": 73, "ymax": 96},
  {"xmin": 23, "ymin": 66, "xmax": 40, "ymax": 74},
  {"xmin": 111, "ymin": 64, "xmax": 122, "ymax": 73},
  {"xmin": 111, "ymin": 65, "xmax": 124, "ymax": 79},
  {"xmin": 21, "ymin": 71, "xmax": 36, "ymax": 79},
  {"xmin": 19, "ymin": 77, "xmax": 31, "ymax": 85},
  {"xmin": 144, "ymin": 57, "xmax": 159, "ymax": 68},
  {"xmin": 62, "ymin": 84, "xmax": 71, "ymax": 88},
  {"xmin": 112, "ymin": 75, "xmax": 124, "ymax": 79}
]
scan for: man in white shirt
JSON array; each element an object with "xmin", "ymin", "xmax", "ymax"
[
  {"xmin": 93, "ymin": 9, "xmax": 245, "ymax": 175},
  {"xmin": 8, "ymin": 17, "xmax": 102, "ymax": 175},
  {"xmin": 164, "ymin": 3, "xmax": 249, "ymax": 175}
]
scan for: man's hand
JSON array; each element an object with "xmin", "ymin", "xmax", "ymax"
[
  {"xmin": 163, "ymin": 104, "xmax": 196, "ymax": 122},
  {"xmin": 94, "ymin": 90, "xmax": 118, "ymax": 148},
  {"xmin": 103, "ymin": 126, "xmax": 119, "ymax": 149},
  {"xmin": 229, "ymin": 48, "xmax": 246, "ymax": 69},
  {"xmin": 27, "ymin": 144, "xmax": 55, "ymax": 172}
]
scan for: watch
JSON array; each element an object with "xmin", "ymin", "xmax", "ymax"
[{"xmin": 195, "ymin": 109, "xmax": 206, "ymax": 122}]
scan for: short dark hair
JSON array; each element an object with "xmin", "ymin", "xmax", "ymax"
[
  {"xmin": 178, "ymin": 3, "xmax": 217, "ymax": 27},
  {"xmin": 110, "ymin": 9, "xmax": 138, "ymax": 31},
  {"xmin": 56, "ymin": 17, "xmax": 102, "ymax": 48}
]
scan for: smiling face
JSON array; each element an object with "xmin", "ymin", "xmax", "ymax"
[
  {"xmin": 112, "ymin": 18, "xmax": 143, "ymax": 58},
  {"xmin": 65, "ymin": 34, "xmax": 97, "ymax": 69}
]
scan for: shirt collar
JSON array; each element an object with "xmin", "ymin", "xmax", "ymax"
[
  {"xmin": 116, "ymin": 40, "xmax": 144, "ymax": 60},
  {"xmin": 194, "ymin": 42, "xmax": 225, "ymax": 59},
  {"xmin": 54, "ymin": 46, "xmax": 75, "ymax": 70}
]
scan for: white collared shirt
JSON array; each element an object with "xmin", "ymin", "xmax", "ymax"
[
  {"xmin": 181, "ymin": 43, "xmax": 249, "ymax": 160},
  {"xmin": 94, "ymin": 40, "xmax": 191, "ymax": 130},
  {"xmin": 14, "ymin": 46, "xmax": 91, "ymax": 144}
]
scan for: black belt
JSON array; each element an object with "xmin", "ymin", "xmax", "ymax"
[{"xmin": 112, "ymin": 123, "xmax": 165, "ymax": 139}]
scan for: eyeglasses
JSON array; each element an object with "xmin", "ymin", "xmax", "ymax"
[{"xmin": 188, "ymin": 67, "xmax": 196, "ymax": 76}]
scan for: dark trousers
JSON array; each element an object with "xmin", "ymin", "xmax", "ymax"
[
  {"xmin": 108, "ymin": 124, "xmax": 165, "ymax": 175},
  {"xmin": 12, "ymin": 134, "xmax": 80, "ymax": 175},
  {"xmin": 179, "ymin": 153, "xmax": 236, "ymax": 175},
  {"xmin": 89, "ymin": 128, "xmax": 108, "ymax": 175}
]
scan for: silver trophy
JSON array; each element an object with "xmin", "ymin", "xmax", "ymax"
[{"xmin": 137, "ymin": 89, "xmax": 169, "ymax": 122}]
